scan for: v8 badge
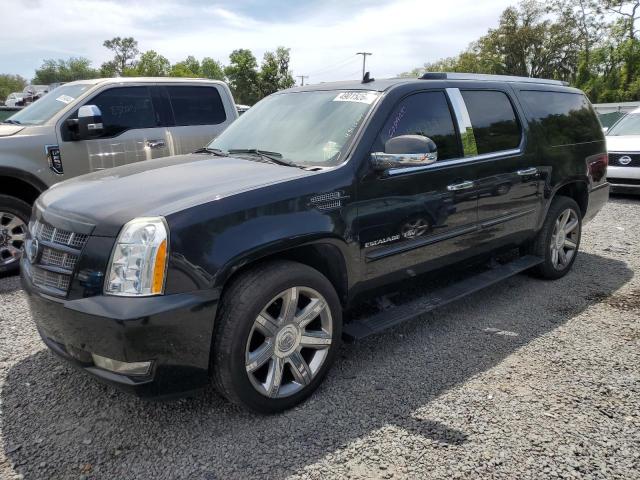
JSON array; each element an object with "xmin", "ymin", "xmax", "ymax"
[{"xmin": 45, "ymin": 145, "xmax": 63, "ymax": 175}]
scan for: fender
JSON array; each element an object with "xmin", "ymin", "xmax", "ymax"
[
  {"xmin": 536, "ymin": 176, "xmax": 589, "ymax": 230},
  {"xmin": 0, "ymin": 166, "xmax": 48, "ymax": 194}
]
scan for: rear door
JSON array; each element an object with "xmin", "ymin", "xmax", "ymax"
[
  {"xmin": 57, "ymin": 85, "xmax": 171, "ymax": 178},
  {"xmin": 456, "ymin": 88, "xmax": 544, "ymax": 245},
  {"xmin": 163, "ymin": 84, "xmax": 233, "ymax": 154}
]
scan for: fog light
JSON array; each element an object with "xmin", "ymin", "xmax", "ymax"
[{"xmin": 91, "ymin": 353, "xmax": 152, "ymax": 376}]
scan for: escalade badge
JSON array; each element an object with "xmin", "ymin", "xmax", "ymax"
[
  {"xmin": 27, "ymin": 238, "xmax": 39, "ymax": 264},
  {"xmin": 619, "ymin": 155, "xmax": 632, "ymax": 165}
]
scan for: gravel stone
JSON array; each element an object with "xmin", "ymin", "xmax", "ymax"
[{"xmin": 1, "ymin": 197, "xmax": 639, "ymax": 479}]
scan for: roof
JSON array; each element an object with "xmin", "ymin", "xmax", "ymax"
[{"xmin": 285, "ymin": 72, "xmax": 574, "ymax": 94}]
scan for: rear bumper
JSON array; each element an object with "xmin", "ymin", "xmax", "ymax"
[
  {"xmin": 584, "ymin": 182, "xmax": 610, "ymax": 224},
  {"xmin": 21, "ymin": 267, "xmax": 219, "ymax": 398}
]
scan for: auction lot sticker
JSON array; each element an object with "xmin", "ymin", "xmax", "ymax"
[{"xmin": 333, "ymin": 91, "xmax": 379, "ymax": 104}]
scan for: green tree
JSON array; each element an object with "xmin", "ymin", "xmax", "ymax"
[
  {"xmin": 130, "ymin": 50, "xmax": 171, "ymax": 77},
  {"xmin": 170, "ymin": 56, "xmax": 201, "ymax": 77},
  {"xmin": 225, "ymin": 49, "xmax": 260, "ymax": 105},
  {"xmin": 102, "ymin": 37, "xmax": 139, "ymax": 76},
  {"xmin": 33, "ymin": 57, "xmax": 99, "ymax": 84},
  {"xmin": 0, "ymin": 74, "xmax": 27, "ymax": 103},
  {"xmin": 259, "ymin": 47, "xmax": 295, "ymax": 96},
  {"xmin": 201, "ymin": 57, "xmax": 225, "ymax": 80}
]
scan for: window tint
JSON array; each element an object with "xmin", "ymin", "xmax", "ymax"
[
  {"xmin": 89, "ymin": 87, "xmax": 157, "ymax": 137},
  {"xmin": 379, "ymin": 91, "xmax": 460, "ymax": 161},
  {"xmin": 520, "ymin": 91, "xmax": 602, "ymax": 146},
  {"xmin": 461, "ymin": 90, "xmax": 521, "ymax": 154},
  {"xmin": 167, "ymin": 86, "xmax": 226, "ymax": 126}
]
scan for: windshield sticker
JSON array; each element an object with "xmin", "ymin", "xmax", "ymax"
[
  {"xmin": 333, "ymin": 91, "xmax": 378, "ymax": 104},
  {"xmin": 55, "ymin": 95, "xmax": 74, "ymax": 104}
]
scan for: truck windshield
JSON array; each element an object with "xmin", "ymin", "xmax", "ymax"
[
  {"xmin": 607, "ymin": 113, "xmax": 640, "ymax": 136},
  {"xmin": 209, "ymin": 90, "xmax": 380, "ymax": 167},
  {"xmin": 5, "ymin": 83, "xmax": 93, "ymax": 126}
]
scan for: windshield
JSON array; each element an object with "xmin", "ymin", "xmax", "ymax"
[
  {"xmin": 607, "ymin": 113, "xmax": 640, "ymax": 136},
  {"xmin": 209, "ymin": 90, "xmax": 379, "ymax": 167},
  {"xmin": 5, "ymin": 83, "xmax": 93, "ymax": 125}
]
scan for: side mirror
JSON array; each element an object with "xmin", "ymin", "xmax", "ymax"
[
  {"xmin": 602, "ymin": 127, "xmax": 609, "ymax": 134},
  {"xmin": 77, "ymin": 105, "xmax": 104, "ymax": 139},
  {"xmin": 371, "ymin": 135, "xmax": 438, "ymax": 172}
]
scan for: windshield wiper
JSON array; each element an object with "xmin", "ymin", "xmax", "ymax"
[
  {"xmin": 2, "ymin": 119, "xmax": 20, "ymax": 125},
  {"xmin": 193, "ymin": 146, "xmax": 227, "ymax": 156},
  {"xmin": 227, "ymin": 148, "xmax": 299, "ymax": 168}
]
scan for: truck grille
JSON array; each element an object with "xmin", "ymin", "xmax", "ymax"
[
  {"xmin": 609, "ymin": 153, "xmax": 640, "ymax": 167},
  {"xmin": 27, "ymin": 220, "xmax": 89, "ymax": 297}
]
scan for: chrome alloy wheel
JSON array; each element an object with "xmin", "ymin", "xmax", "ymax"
[
  {"xmin": 245, "ymin": 286, "xmax": 333, "ymax": 399},
  {"xmin": 0, "ymin": 212, "xmax": 27, "ymax": 267},
  {"xmin": 550, "ymin": 208, "xmax": 579, "ymax": 270}
]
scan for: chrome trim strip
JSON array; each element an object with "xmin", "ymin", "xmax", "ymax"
[
  {"xmin": 446, "ymin": 88, "xmax": 478, "ymax": 157},
  {"xmin": 387, "ymin": 148, "xmax": 522, "ymax": 176}
]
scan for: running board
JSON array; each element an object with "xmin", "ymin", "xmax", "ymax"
[{"xmin": 342, "ymin": 255, "xmax": 543, "ymax": 341}]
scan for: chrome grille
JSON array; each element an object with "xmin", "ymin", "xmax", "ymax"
[
  {"xmin": 31, "ymin": 267, "xmax": 71, "ymax": 292},
  {"xmin": 27, "ymin": 219, "xmax": 89, "ymax": 296},
  {"xmin": 40, "ymin": 247, "xmax": 78, "ymax": 270}
]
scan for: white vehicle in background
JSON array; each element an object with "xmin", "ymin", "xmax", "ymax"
[
  {"xmin": 4, "ymin": 92, "xmax": 26, "ymax": 107},
  {"xmin": 606, "ymin": 107, "xmax": 640, "ymax": 194}
]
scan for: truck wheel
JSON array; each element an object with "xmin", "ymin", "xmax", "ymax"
[
  {"xmin": 529, "ymin": 196, "xmax": 582, "ymax": 280},
  {"xmin": 0, "ymin": 195, "xmax": 30, "ymax": 275},
  {"xmin": 212, "ymin": 260, "xmax": 342, "ymax": 413}
]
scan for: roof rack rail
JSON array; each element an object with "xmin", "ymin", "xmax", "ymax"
[{"xmin": 420, "ymin": 72, "xmax": 569, "ymax": 87}]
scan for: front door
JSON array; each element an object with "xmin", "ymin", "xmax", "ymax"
[
  {"xmin": 57, "ymin": 85, "xmax": 170, "ymax": 179},
  {"xmin": 356, "ymin": 90, "xmax": 480, "ymax": 281}
]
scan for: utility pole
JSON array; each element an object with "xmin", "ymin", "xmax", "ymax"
[
  {"xmin": 356, "ymin": 52, "xmax": 372, "ymax": 80},
  {"xmin": 296, "ymin": 75, "xmax": 309, "ymax": 86}
]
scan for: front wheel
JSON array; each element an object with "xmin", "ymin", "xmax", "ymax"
[
  {"xmin": 212, "ymin": 261, "xmax": 342, "ymax": 413},
  {"xmin": 0, "ymin": 195, "xmax": 30, "ymax": 275},
  {"xmin": 529, "ymin": 196, "xmax": 582, "ymax": 279}
]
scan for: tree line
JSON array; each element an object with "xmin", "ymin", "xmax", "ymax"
[
  {"xmin": 0, "ymin": 37, "xmax": 295, "ymax": 105},
  {"xmin": 401, "ymin": 0, "xmax": 640, "ymax": 103}
]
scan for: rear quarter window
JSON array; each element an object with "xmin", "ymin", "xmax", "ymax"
[
  {"xmin": 167, "ymin": 86, "xmax": 227, "ymax": 126},
  {"xmin": 519, "ymin": 90, "xmax": 602, "ymax": 146}
]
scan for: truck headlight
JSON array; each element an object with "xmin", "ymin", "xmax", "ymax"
[{"xmin": 105, "ymin": 217, "xmax": 169, "ymax": 296}]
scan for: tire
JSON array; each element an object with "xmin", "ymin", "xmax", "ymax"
[
  {"xmin": 0, "ymin": 195, "xmax": 31, "ymax": 275},
  {"xmin": 212, "ymin": 260, "xmax": 342, "ymax": 413},
  {"xmin": 529, "ymin": 196, "xmax": 582, "ymax": 280}
]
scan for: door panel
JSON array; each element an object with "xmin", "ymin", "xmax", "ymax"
[{"xmin": 356, "ymin": 90, "xmax": 480, "ymax": 281}]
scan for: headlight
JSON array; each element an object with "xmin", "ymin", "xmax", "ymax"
[{"xmin": 105, "ymin": 217, "xmax": 169, "ymax": 296}]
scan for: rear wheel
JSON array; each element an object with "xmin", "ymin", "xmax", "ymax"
[
  {"xmin": 529, "ymin": 196, "xmax": 582, "ymax": 279},
  {"xmin": 212, "ymin": 261, "xmax": 342, "ymax": 413},
  {"xmin": 0, "ymin": 195, "xmax": 30, "ymax": 275}
]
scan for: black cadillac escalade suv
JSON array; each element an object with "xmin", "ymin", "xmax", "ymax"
[{"xmin": 21, "ymin": 73, "xmax": 609, "ymax": 413}]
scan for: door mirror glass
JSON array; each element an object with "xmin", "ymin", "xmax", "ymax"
[
  {"xmin": 371, "ymin": 135, "xmax": 438, "ymax": 171},
  {"xmin": 77, "ymin": 104, "xmax": 103, "ymax": 140}
]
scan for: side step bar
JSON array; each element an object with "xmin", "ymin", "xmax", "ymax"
[{"xmin": 342, "ymin": 255, "xmax": 543, "ymax": 341}]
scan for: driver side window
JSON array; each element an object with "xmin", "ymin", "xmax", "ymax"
[
  {"xmin": 379, "ymin": 91, "xmax": 460, "ymax": 161},
  {"xmin": 82, "ymin": 87, "xmax": 157, "ymax": 138}
]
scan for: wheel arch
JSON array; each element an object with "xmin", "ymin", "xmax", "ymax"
[
  {"xmin": 0, "ymin": 167, "xmax": 47, "ymax": 206},
  {"xmin": 537, "ymin": 179, "xmax": 589, "ymax": 230}
]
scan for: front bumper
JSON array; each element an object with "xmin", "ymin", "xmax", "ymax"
[
  {"xmin": 21, "ymin": 266, "xmax": 220, "ymax": 398},
  {"xmin": 607, "ymin": 166, "xmax": 640, "ymax": 193}
]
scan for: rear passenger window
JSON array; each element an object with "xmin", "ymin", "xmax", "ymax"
[
  {"xmin": 90, "ymin": 87, "xmax": 157, "ymax": 137},
  {"xmin": 519, "ymin": 91, "xmax": 601, "ymax": 146},
  {"xmin": 379, "ymin": 91, "xmax": 460, "ymax": 161},
  {"xmin": 167, "ymin": 86, "xmax": 226, "ymax": 126},
  {"xmin": 461, "ymin": 90, "xmax": 521, "ymax": 154}
]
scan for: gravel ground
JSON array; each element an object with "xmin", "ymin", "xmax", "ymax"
[{"xmin": 1, "ymin": 197, "xmax": 639, "ymax": 480}]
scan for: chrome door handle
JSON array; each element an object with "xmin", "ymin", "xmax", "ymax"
[
  {"xmin": 447, "ymin": 180, "xmax": 475, "ymax": 191},
  {"xmin": 146, "ymin": 139, "xmax": 166, "ymax": 149},
  {"xmin": 517, "ymin": 167, "xmax": 538, "ymax": 176}
]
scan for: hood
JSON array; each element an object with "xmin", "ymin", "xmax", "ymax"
[
  {"xmin": 606, "ymin": 135, "xmax": 640, "ymax": 153},
  {"xmin": 0, "ymin": 124, "xmax": 25, "ymax": 137},
  {"xmin": 38, "ymin": 153, "xmax": 312, "ymax": 236}
]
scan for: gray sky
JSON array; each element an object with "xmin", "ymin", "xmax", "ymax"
[{"xmin": 0, "ymin": 0, "xmax": 514, "ymax": 84}]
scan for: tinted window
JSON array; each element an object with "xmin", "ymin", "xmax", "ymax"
[
  {"xmin": 167, "ymin": 86, "xmax": 226, "ymax": 126},
  {"xmin": 461, "ymin": 90, "xmax": 521, "ymax": 154},
  {"xmin": 379, "ymin": 91, "xmax": 460, "ymax": 161},
  {"xmin": 520, "ymin": 91, "xmax": 602, "ymax": 145},
  {"xmin": 90, "ymin": 87, "xmax": 157, "ymax": 137}
]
